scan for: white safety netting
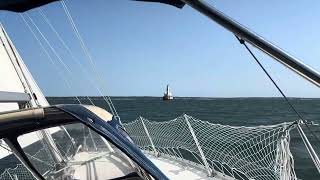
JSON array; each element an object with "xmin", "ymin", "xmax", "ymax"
[
  {"xmin": 0, "ymin": 148, "xmax": 51, "ymax": 180},
  {"xmin": 0, "ymin": 164, "xmax": 35, "ymax": 180},
  {"xmin": 123, "ymin": 114, "xmax": 297, "ymax": 180}
]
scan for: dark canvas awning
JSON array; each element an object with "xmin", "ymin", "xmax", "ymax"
[{"xmin": 0, "ymin": 0, "xmax": 185, "ymax": 12}]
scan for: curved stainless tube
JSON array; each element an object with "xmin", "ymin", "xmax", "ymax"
[{"xmin": 182, "ymin": 0, "xmax": 320, "ymax": 87}]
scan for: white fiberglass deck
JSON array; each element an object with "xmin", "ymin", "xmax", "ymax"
[
  {"xmin": 69, "ymin": 151, "xmax": 135, "ymax": 180},
  {"xmin": 146, "ymin": 154, "xmax": 235, "ymax": 180},
  {"xmin": 69, "ymin": 151, "xmax": 234, "ymax": 180}
]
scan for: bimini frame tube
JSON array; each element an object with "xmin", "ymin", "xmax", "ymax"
[{"xmin": 181, "ymin": 0, "xmax": 320, "ymax": 87}]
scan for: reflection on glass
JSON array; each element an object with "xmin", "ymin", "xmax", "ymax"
[{"xmin": 17, "ymin": 123, "xmax": 146, "ymax": 180}]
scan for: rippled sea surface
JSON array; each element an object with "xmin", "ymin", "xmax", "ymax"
[{"xmin": 48, "ymin": 97, "xmax": 320, "ymax": 180}]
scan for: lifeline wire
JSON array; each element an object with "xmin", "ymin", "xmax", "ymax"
[
  {"xmin": 20, "ymin": 13, "xmax": 82, "ymax": 104},
  {"xmin": 235, "ymin": 35, "xmax": 320, "ymax": 142},
  {"xmin": 60, "ymin": 0, "xmax": 120, "ymax": 122},
  {"xmin": 37, "ymin": 8, "xmax": 96, "ymax": 105}
]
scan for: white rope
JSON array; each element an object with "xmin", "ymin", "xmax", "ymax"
[
  {"xmin": 23, "ymin": 11, "xmax": 117, "ymax": 160},
  {"xmin": 20, "ymin": 14, "xmax": 82, "ymax": 104},
  {"xmin": 25, "ymin": 13, "xmax": 83, "ymax": 104},
  {"xmin": 60, "ymin": 0, "xmax": 120, "ymax": 122},
  {"xmin": 26, "ymin": 14, "xmax": 71, "ymax": 74},
  {"xmin": 61, "ymin": 0, "xmax": 117, "ymax": 115},
  {"xmin": 37, "ymin": 8, "xmax": 98, "ymax": 105}
]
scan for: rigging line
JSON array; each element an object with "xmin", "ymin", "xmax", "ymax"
[
  {"xmin": 0, "ymin": 26, "xmax": 39, "ymax": 108},
  {"xmin": 20, "ymin": 14, "xmax": 82, "ymax": 105},
  {"xmin": 25, "ymin": 13, "xmax": 72, "ymax": 74},
  {"xmin": 24, "ymin": 11, "xmax": 85, "ymax": 105},
  {"xmin": 235, "ymin": 35, "xmax": 320, "ymax": 142},
  {"xmin": 38, "ymin": 9, "xmax": 95, "ymax": 105},
  {"xmin": 0, "ymin": 29, "xmax": 32, "ymax": 108},
  {"xmin": 38, "ymin": 8, "xmax": 102, "ymax": 106},
  {"xmin": 22, "ymin": 13, "xmax": 82, "ymax": 105},
  {"xmin": 0, "ymin": 142, "xmax": 12, "ymax": 152},
  {"xmin": 61, "ymin": 0, "xmax": 117, "ymax": 117},
  {"xmin": 60, "ymin": 0, "xmax": 120, "ymax": 120},
  {"xmin": 0, "ymin": 28, "xmax": 27, "ymax": 93},
  {"xmin": 38, "ymin": 8, "xmax": 94, "ymax": 105},
  {"xmin": 60, "ymin": 1, "xmax": 112, "ymax": 104}
]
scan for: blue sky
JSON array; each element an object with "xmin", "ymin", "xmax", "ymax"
[{"xmin": 1, "ymin": 0, "xmax": 320, "ymax": 97}]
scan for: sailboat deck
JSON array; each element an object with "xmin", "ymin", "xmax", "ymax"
[
  {"xmin": 68, "ymin": 151, "xmax": 235, "ymax": 180},
  {"xmin": 69, "ymin": 151, "xmax": 136, "ymax": 180},
  {"xmin": 145, "ymin": 154, "xmax": 235, "ymax": 180}
]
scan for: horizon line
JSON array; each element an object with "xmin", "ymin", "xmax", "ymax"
[{"xmin": 45, "ymin": 96, "xmax": 320, "ymax": 99}]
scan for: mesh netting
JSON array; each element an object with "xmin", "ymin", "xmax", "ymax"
[
  {"xmin": 0, "ymin": 164, "xmax": 36, "ymax": 180},
  {"xmin": 123, "ymin": 114, "xmax": 297, "ymax": 180},
  {"xmin": 0, "ymin": 116, "xmax": 297, "ymax": 180}
]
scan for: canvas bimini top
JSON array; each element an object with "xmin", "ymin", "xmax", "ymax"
[{"xmin": 0, "ymin": 0, "xmax": 184, "ymax": 12}]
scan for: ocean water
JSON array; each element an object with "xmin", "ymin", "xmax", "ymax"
[{"xmin": 48, "ymin": 97, "xmax": 320, "ymax": 180}]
